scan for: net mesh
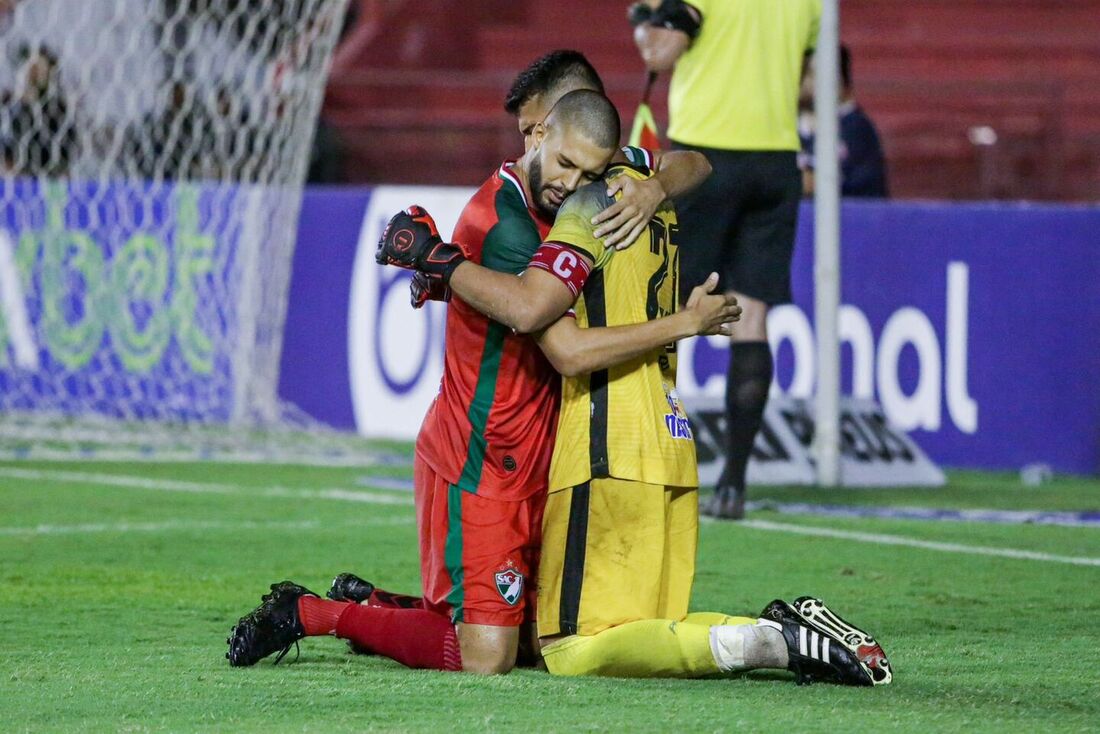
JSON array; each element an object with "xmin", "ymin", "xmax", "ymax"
[{"xmin": 0, "ymin": 0, "xmax": 370, "ymax": 462}]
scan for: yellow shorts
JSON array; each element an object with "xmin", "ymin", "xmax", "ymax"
[{"xmin": 537, "ymin": 477, "xmax": 698, "ymax": 638}]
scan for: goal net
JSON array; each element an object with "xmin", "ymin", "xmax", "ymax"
[{"xmin": 0, "ymin": 0, "xmax": 369, "ymax": 462}]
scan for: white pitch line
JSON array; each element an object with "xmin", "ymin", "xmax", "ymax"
[
  {"xmin": 14, "ymin": 467, "xmax": 1096, "ymax": 567},
  {"xmin": 734, "ymin": 518, "xmax": 1100, "ymax": 567},
  {"xmin": 0, "ymin": 467, "xmax": 413, "ymax": 506},
  {"xmin": 0, "ymin": 517, "xmax": 414, "ymax": 537}
]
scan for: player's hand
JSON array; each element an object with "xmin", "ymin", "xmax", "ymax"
[
  {"xmin": 684, "ymin": 272, "xmax": 741, "ymax": 336},
  {"xmin": 376, "ymin": 205, "xmax": 467, "ymax": 285},
  {"xmin": 592, "ymin": 175, "xmax": 666, "ymax": 250},
  {"xmin": 410, "ymin": 271, "xmax": 450, "ymax": 309}
]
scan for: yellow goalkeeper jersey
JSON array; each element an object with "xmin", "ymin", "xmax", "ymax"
[{"xmin": 546, "ymin": 164, "xmax": 698, "ymax": 492}]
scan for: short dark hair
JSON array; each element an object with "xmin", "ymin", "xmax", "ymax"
[
  {"xmin": 546, "ymin": 89, "xmax": 620, "ymax": 150},
  {"xmin": 503, "ymin": 50, "xmax": 604, "ymax": 115},
  {"xmin": 840, "ymin": 44, "xmax": 852, "ymax": 89},
  {"xmin": 16, "ymin": 42, "xmax": 60, "ymax": 67}
]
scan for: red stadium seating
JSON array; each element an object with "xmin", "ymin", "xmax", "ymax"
[{"xmin": 325, "ymin": 0, "xmax": 1100, "ymax": 200}]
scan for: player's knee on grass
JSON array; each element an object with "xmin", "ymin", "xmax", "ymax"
[
  {"xmin": 516, "ymin": 621, "xmax": 544, "ymax": 668},
  {"xmin": 539, "ymin": 634, "xmax": 580, "ymax": 676},
  {"xmin": 540, "ymin": 634, "xmax": 593, "ymax": 676},
  {"xmin": 457, "ymin": 622, "xmax": 520, "ymax": 675}
]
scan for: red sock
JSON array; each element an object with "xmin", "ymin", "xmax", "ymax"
[
  {"xmin": 298, "ymin": 596, "xmax": 350, "ymax": 636},
  {"xmin": 367, "ymin": 589, "xmax": 424, "ymax": 610},
  {"xmin": 335, "ymin": 604, "xmax": 462, "ymax": 671}
]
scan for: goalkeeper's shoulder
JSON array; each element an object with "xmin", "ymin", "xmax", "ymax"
[
  {"xmin": 560, "ymin": 180, "xmax": 616, "ymax": 221},
  {"xmin": 547, "ymin": 182, "xmax": 614, "ymax": 266}
]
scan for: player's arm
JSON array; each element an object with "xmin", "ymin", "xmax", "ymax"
[
  {"xmin": 447, "ymin": 249, "xmax": 593, "ymax": 335},
  {"xmin": 532, "ymin": 184, "xmax": 739, "ymax": 374},
  {"xmin": 649, "ymin": 149, "xmax": 711, "ymax": 200},
  {"xmin": 596, "ymin": 148, "xmax": 711, "ymax": 250},
  {"xmin": 631, "ymin": 1, "xmax": 702, "ymax": 73},
  {"xmin": 386, "ymin": 213, "xmax": 738, "ymax": 347},
  {"xmin": 377, "ymin": 205, "xmax": 586, "ymax": 333},
  {"xmin": 535, "ymin": 273, "xmax": 739, "ymax": 377}
]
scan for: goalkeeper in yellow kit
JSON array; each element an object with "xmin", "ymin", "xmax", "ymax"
[{"xmin": 532, "ymin": 161, "xmax": 890, "ymax": 685}]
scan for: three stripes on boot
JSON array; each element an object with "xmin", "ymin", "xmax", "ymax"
[{"xmin": 798, "ymin": 626, "xmax": 831, "ymax": 664}]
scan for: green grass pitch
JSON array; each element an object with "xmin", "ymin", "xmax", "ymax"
[{"xmin": 2, "ymin": 453, "xmax": 1098, "ymax": 733}]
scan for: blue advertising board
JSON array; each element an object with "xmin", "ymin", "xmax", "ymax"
[
  {"xmin": 0, "ymin": 179, "xmax": 237, "ymax": 421},
  {"xmin": 277, "ymin": 191, "xmax": 1100, "ymax": 475}
]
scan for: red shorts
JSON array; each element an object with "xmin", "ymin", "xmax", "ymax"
[{"xmin": 415, "ymin": 455, "xmax": 543, "ymax": 627}]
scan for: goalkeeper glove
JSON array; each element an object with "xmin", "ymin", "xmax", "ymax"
[
  {"xmin": 376, "ymin": 205, "xmax": 467, "ymax": 285},
  {"xmin": 410, "ymin": 270, "xmax": 450, "ymax": 309}
]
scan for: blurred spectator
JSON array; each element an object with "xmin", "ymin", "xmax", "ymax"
[
  {"xmin": 125, "ymin": 81, "xmax": 217, "ymax": 181},
  {"xmin": 306, "ymin": 118, "xmax": 346, "ymax": 184},
  {"xmin": 0, "ymin": 0, "xmax": 13, "ymax": 33},
  {"xmin": 5, "ymin": 44, "xmax": 77, "ymax": 177},
  {"xmin": 799, "ymin": 45, "xmax": 889, "ymax": 198},
  {"xmin": 0, "ymin": 90, "xmax": 16, "ymax": 174},
  {"xmin": 305, "ymin": 2, "xmax": 358, "ymax": 184},
  {"xmin": 208, "ymin": 84, "xmax": 257, "ymax": 181}
]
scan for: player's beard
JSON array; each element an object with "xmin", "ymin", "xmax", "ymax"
[{"xmin": 528, "ymin": 155, "xmax": 563, "ymax": 222}]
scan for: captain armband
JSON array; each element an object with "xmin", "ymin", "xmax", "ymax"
[{"xmin": 527, "ymin": 242, "xmax": 592, "ymax": 298}]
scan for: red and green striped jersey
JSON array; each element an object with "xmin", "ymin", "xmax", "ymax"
[
  {"xmin": 416, "ymin": 161, "xmax": 557, "ymax": 501},
  {"xmin": 620, "ymin": 144, "xmax": 655, "ymax": 171}
]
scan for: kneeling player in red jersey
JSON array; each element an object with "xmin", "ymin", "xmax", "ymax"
[
  {"xmin": 227, "ymin": 89, "xmax": 737, "ymax": 674},
  {"xmin": 226, "ymin": 51, "xmax": 718, "ymax": 673}
]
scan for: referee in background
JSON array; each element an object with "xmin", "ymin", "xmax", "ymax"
[{"xmin": 632, "ymin": 0, "xmax": 821, "ymax": 520}]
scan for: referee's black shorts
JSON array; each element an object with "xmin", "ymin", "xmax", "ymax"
[{"xmin": 670, "ymin": 144, "xmax": 801, "ymax": 305}]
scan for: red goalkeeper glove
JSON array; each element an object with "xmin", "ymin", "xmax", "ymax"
[
  {"xmin": 410, "ymin": 271, "xmax": 450, "ymax": 309},
  {"xmin": 376, "ymin": 205, "xmax": 467, "ymax": 285}
]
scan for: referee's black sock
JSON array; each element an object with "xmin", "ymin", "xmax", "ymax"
[{"xmin": 718, "ymin": 341, "xmax": 773, "ymax": 497}]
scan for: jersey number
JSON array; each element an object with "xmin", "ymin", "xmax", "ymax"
[{"xmin": 645, "ymin": 218, "xmax": 679, "ymax": 352}]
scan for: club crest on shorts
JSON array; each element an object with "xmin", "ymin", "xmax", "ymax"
[{"xmin": 494, "ymin": 569, "xmax": 524, "ymax": 606}]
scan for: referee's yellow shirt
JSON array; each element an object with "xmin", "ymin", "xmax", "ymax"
[{"xmin": 667, "ymin": 0, "xmax": 822, "ymax": 151}]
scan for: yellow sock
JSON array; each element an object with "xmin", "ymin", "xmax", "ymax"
[
  {"xmin": 682, "ymin": 612, "xmax": 757, "ymax": 627},
  {"xmin": 542, "ymin": 619, "xmax": 719, "ymax": 678}
]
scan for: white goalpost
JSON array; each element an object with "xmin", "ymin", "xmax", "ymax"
[
  {"xmin": 813, "ymin": 0, "xmax": 842, "ymax": 486},
  {"xmin": 0, "ymin": 0, "xmax": 364, "ymax": 461}
]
